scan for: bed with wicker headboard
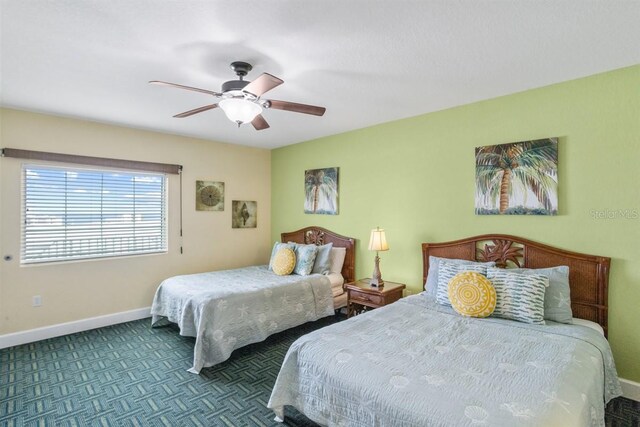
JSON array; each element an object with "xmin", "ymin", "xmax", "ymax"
[
  {"xmin": 151, "ymin": 226, "xmax": 355, "ymax": 373},
  {"xmin": 422, "ymin": 234, "xmax": 611, "ymax": 335},
  {"xmin": 268, "ymin": 234, "xmax": 621, "ymax": 426}
]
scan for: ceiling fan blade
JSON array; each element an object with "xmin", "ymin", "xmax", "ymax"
[
  {"xmin": 149, "ymin": 80, "xmax": 221, "ymax": 97},
  {"xmin": 267, "ymin": 100, "xmax": 326, "ymax": 116},
  {"xmin": 242, "ymin": 73, "xmax": 284, "ymax": 97},
  {"xmin": 173, "ymin": 104, "xmax": 218, "ymax": 118},
  {"xmin": 251, "ymin": 114, "xmax": 270, "ymax": 131}
]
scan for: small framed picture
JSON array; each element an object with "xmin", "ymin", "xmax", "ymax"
[
  {"xmin": 232, "ymin": 200, "xmax": 257, "ymax": 228},
  {"xmin": 196, "ymin": 181, "xmax": 224, "ymax": 211}
]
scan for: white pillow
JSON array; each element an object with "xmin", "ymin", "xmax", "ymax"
[
  {"xmin": 327, "ymin": 273, "xmax": 345, "ymax": 297},
  {"xmin": 327, "ymin": 272, "xmax": 345, "ymax": 289},
  {"xmin": 328, "ymin": 247, "xmax": 347, "ymax": 274}
]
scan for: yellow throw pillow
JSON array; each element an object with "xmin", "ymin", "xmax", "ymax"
[
  {"xmin": 448, "ymin": 271, "xmax": 496, "ymax": 318},
  {"xmin": 272, "ymin": 247, "xmax": 296, "ymax": 276}
]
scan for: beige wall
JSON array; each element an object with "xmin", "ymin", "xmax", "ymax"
[{"xmin": 0, "ymin": 108, "xmax": 271, "ymax": 334}]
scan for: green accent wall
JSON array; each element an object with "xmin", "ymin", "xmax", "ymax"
[{"xmin": 271, "ymin": 65, "xmax": 640, "ymax": 381}]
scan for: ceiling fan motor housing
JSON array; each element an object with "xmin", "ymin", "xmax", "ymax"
[
  {"xmin": 221, "ymin": 79, "xmax": 250, "ymax": 94},
  {"xmin": 223, "ymin": 61, "xmax": 254, "ymax": 96}
]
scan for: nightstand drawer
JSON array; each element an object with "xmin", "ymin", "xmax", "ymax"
[
  {"xmin": 349, "ymin": 290, "xmax": 383, "ymax": 306},
  {"xmin": 345, "ymin": 279, "xmax": 406, "ymax": 318}
]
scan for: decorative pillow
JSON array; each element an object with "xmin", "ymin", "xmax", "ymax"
[
  {"xmin": 425, "ymin": 256, "xmax": 496, "ymax": 298},
  {"xmin": 507, "ymin": 266, "xmax": 572, "ymax": 324},
  {"xmin": 448, "ymin": 272, "xmax": 496, "ymax": 318},
  {"xmin": 436, "ymin": 260, "xmax": 491, "ymax": 306},
  {"xmin": 293, "ymin": 244, "xmax": 319, "ymax": 276},
  {"xmin": 268, "ymin": 242, "xmax": 295, "ymax": 270},
  {"xmin": 272, "ymin": 248, "xmax": 296, "ymax": 276},
  {"xmin": 328, "ymin": 247, "xmax": 347, "ymax": 274},
  {"xmin": 312, "ymin": 242, "xmax": 334, "ymax": 275},
  {"xmin": 487, "ymin": 267, "xmax": 549, "ymax": 325},
  {"xmin": 289, "ymin": 242, "xmax": 334, "ymax": 275}
]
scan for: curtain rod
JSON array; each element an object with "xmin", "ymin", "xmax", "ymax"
[{"xmin": 1, "ymin": 148, "xmax": 182, "ymax": 175}]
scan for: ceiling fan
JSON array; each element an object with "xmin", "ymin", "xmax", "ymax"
[{"xmin": 150, "ymin": 61, "xmax": 326, "ymax": 131}]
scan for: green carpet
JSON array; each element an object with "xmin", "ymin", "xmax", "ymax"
[{"xmin": 0, "ymin": 316, "xmax": 637, "ymax": 426}]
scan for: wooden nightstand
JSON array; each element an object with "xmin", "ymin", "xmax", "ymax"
[{"xmin": 345, "ymin": 279, "xmax": 406, "ymax": 318}]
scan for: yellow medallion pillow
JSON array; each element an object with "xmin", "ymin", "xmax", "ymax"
[
  {"xmin": 447, "ymin": 271, "xmax": 496, "ymax": 318},
  {"xmin": 272, "ymin": 247, "xmax": 296, "ymax": 276}
]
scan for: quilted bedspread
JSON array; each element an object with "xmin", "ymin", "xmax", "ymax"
[
  {"xmin": 268, "ymin": 294, "xmax": 622, "ymax": 427},
  {"xmin": 151, "ymin": 266, "xmax": 334, "ymax": 373}
]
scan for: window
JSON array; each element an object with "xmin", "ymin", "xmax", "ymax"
[{"xmin": 22, "ymin": 165, "xmax": 168, "ymax": 264}]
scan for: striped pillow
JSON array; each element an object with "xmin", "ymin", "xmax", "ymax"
[
  {"xmin": 487, "ymin": 267, "xmax": 549, "ymax": 324},
  {"xmin": 507, "ymin": 266, "xmax": 572, "ymax": 324},
  {"xmin": 425, "ymin": 256, "xmax": 495, "ymax": 297},
  {"xmin": 436, "ymin": 260, "xmax": 491, "ymax": 306}
]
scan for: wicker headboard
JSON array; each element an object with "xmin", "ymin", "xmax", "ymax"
[
  {"xmin": 281, "ymin": 226, "xmax": 356, "ymax": 283},
  {"xmin": 422, "ymin": 234, "xmax": 611, "ymax": 336}
]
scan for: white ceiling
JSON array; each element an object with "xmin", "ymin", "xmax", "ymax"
[{"xmin": 1, "ymin": 1, "xmax": 639, "ymax": 149}]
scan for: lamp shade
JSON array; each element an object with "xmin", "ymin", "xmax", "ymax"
[
  {"xmin": 219, "ymin": 98, "xmax": 262, "ymax": 124},
  {"xmin": 368, "ymin": 228, "xmax": 389, "ymax": 251}
]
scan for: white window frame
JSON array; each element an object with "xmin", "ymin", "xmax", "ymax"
[{"xmin": 21, "ymin": 163, "xmax": 168, "ymax": 264}]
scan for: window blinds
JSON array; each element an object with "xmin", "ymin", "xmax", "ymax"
[{"xmin": 22, "ymin": 164, "xmax": 168, "ymax": 264}]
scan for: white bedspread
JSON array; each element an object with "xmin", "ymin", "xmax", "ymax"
[
  {"xmin": 269, "ymin": 294, "xmax": 622, "ymax": 426},
  {"xmin": 151, "ymin": 266, "xmax": 334, "ymax": 373}
]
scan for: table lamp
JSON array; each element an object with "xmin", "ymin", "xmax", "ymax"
[{"xmin": 368, "ymin": 227, "xmax": 389, "ymax": 287}]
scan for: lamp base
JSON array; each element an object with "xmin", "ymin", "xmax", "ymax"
[
  {"xmin": 369, "ymin": 277, "xmax": 384, "ymax": 288},
  {"xmin": 370, "ymin": 253, "xmax": 384, "ymax": 287}
]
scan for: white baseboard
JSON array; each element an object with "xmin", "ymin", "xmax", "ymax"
[
  {"xmin": 620, "ymin": 378, "xmax": 640, "ymax": 402},
  {"xmin": 0, "ymin": 307, "xmax": 151, "ymax": 349}
]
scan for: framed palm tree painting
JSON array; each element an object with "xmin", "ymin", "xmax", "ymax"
[
  {"xmin": 304, "ymin": 167, "xmax": 339, "ymax": 215},
  {"xmin": 475, "ymin": 138, "xmax": 558, "ymax": 215}
]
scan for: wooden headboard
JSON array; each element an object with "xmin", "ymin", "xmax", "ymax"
[
  {"xmin": 422, "ymin": 234, "xmax": 611, "ymax": 336},
  {"xmin": 281, "ymin": 226, "xmax": 356, "ymax": 284}
]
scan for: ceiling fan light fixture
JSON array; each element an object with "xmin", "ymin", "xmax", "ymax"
[
  {"xmin": 151, "ymin": 61, "xmax": 325, "ymax": 131},
  {"xmin": 219, "ymin": 98, "xmax": 262, "ymax": 125}
]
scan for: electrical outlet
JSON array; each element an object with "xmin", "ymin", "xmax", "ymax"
[{"xmin": 32, "ymin": 295, "xmax": 42, "ymax": 307}]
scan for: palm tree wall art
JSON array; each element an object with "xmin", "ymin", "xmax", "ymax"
[
  {"xmin": 304, "ymin": 167, "xmax": 339, "ymax": 215},
  {"xmin": 475, "ymin": 138, "xmax": 558, "ymax": 215}
]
